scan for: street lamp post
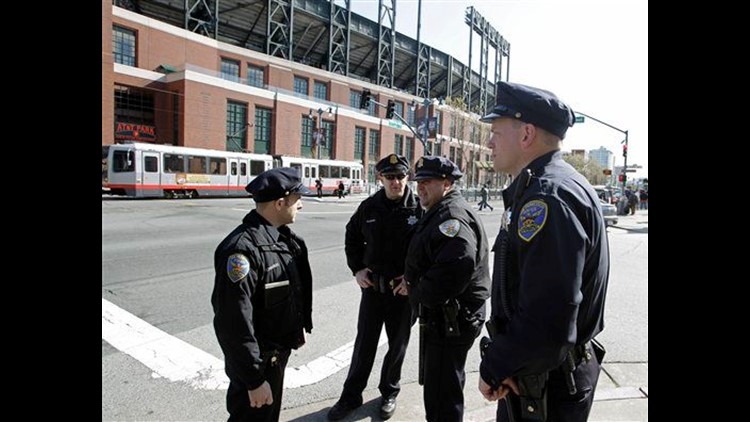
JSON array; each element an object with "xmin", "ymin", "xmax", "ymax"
[
  {"xmin": 308, "ymin": 107, "xmax": 333, "ymax": 159},
  {"xmin": 227, "ymin": 122, "xmax": 252, "ymax": 152},
  {"xmin": 410, "ymin": 98, "xmax": 432, "ymax": 153},
  {"xmin": 574, "ymin": 111, "xmax": 629, "ymax": 192}
]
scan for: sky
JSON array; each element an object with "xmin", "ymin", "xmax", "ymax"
[{"xmin": 348, "ymin": 0, "xmax": 648, "ymax": 178}]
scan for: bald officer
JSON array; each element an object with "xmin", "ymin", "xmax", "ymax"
[
  {"xmin": 404, "ymin": 156, "xmax": 491, "ymax": 422},
  {"xmin": 212, "ymin": 167, "xmax": 314, "ymax": 422},
  {"xmin": 477, "ymin": 81, "xmax": 610, "ymax": 422}
]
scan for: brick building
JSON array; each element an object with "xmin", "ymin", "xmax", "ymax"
[{"xmin": 102, "ymin": 0, "xmax": 496, "ymax": 186}]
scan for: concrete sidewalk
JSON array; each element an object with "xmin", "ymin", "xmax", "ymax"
[
  {"xmin": 280, "ymin": 360, "xmax": 648, "ymax": 421},
  {"xmin": 283, "ymin": 199, "xmax": 648, "ymax": 421}
]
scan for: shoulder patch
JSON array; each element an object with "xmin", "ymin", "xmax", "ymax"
[
  {"xmin": 438, "ymin": 219, "xmax": 461, "ymax": 237},
  {"xmin": 227, "ymin": 253, "xmax": 251, "ymax": 283},
  {"xmin": 518, "ymin": 200, "xmax": 548, "ymax": 242}
]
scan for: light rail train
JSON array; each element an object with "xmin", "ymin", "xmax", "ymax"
[{"xmin": 102, "ymin": 142, "xmax": 364, "ymax": 198}]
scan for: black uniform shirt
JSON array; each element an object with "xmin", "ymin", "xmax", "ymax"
[
  {"xmin": 345, "ymin": 185, "xmax": 423, "ymax": 279},
  {"xmin": 480, "ymin": 150, "xmax": 610, "ymax": 388},
  {"xmin": 404, "ymin": 189, "xmax": 490, "ymax": 308},
  {"xmin": 211, "ymin": 210, "xmax": 313, "ymax": 390}
]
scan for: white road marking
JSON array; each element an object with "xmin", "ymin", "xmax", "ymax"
[
  {"xmin": 102, "ymin": 297, "xmax": 386, "ymax": 390},
  {"xmin": 102, "ymin": 298, "xmax": 228, "ymax": 390}
]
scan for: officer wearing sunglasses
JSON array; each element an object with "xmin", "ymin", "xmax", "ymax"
[{"xmin": 329, "ymin": 154, "xmax": 423, "ymax": 421}]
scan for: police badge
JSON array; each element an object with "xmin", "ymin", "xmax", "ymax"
[
  {"xmin": 439, "ymin": 219, "xmax": 461, "ymax": 237},
  {"xmin": 227, "ymin": 253, "xmax": 250, "ymax": 283},
  {"xmin": 518, "ymin": 200, "xmax": 548, "ymax": 242}
]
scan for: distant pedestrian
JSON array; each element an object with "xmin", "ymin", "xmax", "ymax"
[
  {"xmin": 478, "ymin": 184, "xmax": 494, "ymax": 211},
  {"xmin": 315, "ymin": 178, "xmax": 323, "ymax": 198},
  {"xmin": 639, "ymin": 189, "xmax": 648, "ymax": 210},
  {"xmin": 338, "ymin": 181, "xmax": 346, "ymax": 199}
]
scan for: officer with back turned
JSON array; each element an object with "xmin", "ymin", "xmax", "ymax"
[
  {"xmin": 211, "ymin": 167, "xmax": 314, "ymax": 422},
  {"xmin": 404, "ymin": 156, "xmax": 491, "ymax": 422},
  {"xmin": 477, "ymin": 81, "xmax": 610, "ymax": 422},
  {"xmin": 328, "ymin": 154, "xmax": 423, "ymax": 421}
]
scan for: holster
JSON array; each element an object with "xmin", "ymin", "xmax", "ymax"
[
  {"xmin": 370, "ymin": 273, "xmax": 394, "ymax": 293},
  {"xmin": 441, "ymin": 300, "xmax": 461, "ymax": 337},
  {"xmin": 517, "ymin": 372, "xmax": 548, "ymax": 421}
]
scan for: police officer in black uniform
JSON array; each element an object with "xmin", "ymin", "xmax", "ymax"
[
  {"xmin": 476, "ymin": 81, "xmax": 610, "ymax": 422},
  {"xmin": 404, "ymin": 156, "xmax": 491, "ymax": 422},
  {"xmin": 211, "ymin": 167, "xmax": 314, "ymax": 422},
  {"xmin": 328, "ymin": 154, "xmax": 423, "ymax": 421}
]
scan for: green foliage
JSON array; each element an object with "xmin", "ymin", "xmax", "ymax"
[{"xmin": 563, "ymin": 154, "xmax": 607, "ymax": 185}]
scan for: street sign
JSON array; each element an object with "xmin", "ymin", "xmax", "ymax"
[
  {"xmin": 388, "ymin": 120, "xmax": 402, "ymax": 129},
  {"xmin": 575, "ymin": 116, "xmax": 585, "ymax": 123},
  {"xmin": 625, "ymin": 169, "xmax": 637, "ymax": 173}
]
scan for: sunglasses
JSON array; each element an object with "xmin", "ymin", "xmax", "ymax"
[{"xmin": 384, "ymin": 174, "xmax": 406, "ymax": 181}]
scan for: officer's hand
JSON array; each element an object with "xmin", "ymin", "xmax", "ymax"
[
  {"xmin": 392, "ymin": 276, "xmax": 408, "ymax": 296},
  {"xmin": 355, "ymin": 268, "xmax": 373, "ymax": 289},
  {"xmin": 248, "ymin": 381, "xmax": 273, "ymax": 408},
  {"xmin": 478, "ymin": 377, "xmax": 500, "ymax": 401},
  {"xmin": 500, "ymin": 377, "xmax": 520, "ymax": 396}
]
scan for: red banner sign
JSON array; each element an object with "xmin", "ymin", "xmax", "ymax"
[{"xmin": 115, "ymin": 122, "xmax": 156, "ymax": 142}]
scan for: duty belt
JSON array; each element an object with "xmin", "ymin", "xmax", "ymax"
[{"xmin": 370, "ymin": 273, "xmax": 395, "ymax": 293}]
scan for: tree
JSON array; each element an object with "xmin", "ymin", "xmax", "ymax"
[
  {"xmin": 441, "ymin": 97, "xmax": 505, "ymax": 189},
  {"xmin": 562, "ymin": 154, "xmax": 607, "ymax": 185}
]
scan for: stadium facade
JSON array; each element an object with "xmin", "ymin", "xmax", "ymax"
[{"xmin": 102, "ymin": 0, "xmax": 506, "ymax": 185}]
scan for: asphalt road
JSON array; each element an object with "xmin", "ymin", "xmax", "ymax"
[{"xmin": 102, "ymin": 195, "xmax": 647, "ymax": 421}]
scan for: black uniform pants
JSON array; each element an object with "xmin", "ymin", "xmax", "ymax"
[
  {"xmin": 339, "ymin": 287, "xmax": 414, "ymax": 406},
  {"xmin": 422, "ymin": 331, "xmax": 475, "ymax": 422},
  {"xmin": 226, "ymin": 348, "xmax": 291, "ymax": 422},
  {"xmin": 496, "ymin": 349, "xmax": 602, "ymax": 422}
]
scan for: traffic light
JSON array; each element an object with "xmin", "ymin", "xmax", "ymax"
[
  {"xmin": 385, "ymin": 99, "xmax": 396, "ymax": 119},
  {"xmin": 359, "ymin": 89, "xmax": 372, "ymax": 109},
  {"xmin": 618, "ymin": 174, "xmax": 626, "ymax": 183},
  {"xmin": 622, "ymin": 144, "xmax": 628, "ymax": 158}
]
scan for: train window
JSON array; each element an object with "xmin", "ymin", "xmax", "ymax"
[
  {"xmin": 319, "ymin": 165, "xmax": 330, "ymax": 178},
  {"xmin": 250, "ymin": 160, "xmax": 265, "ymax": 176},
  {"xmin": 112, "ymin": 150, "xmax": 135, "ymax": 172},
  {"xmin": 164, "ymin": 154, "xmax": 185, "ymax": 173},
  {"xmin": 342, "ymin": 167, "xmax": 351, "ymax": 178},
  {"xmin": 240, "ymin": 162, "xmax": 247, "ymax": 176},
  {"xmin": 188, "ymin": 155, "xmax": 207, "ymax": 173},
  {"xmin": 144, "ymin": 156, "xmax": 158, "ymax": 173},
  {"xmin": 231, "ymin": 162, "xmax": 238, "ymax": 176},
  {"xmin": 331, "ymin": 166, "xmax": 341, "ymax": 178},
  {"xmin": 209, "ymin": 157, "xmax": 227, "ymax": 175},
  {"xmin": 311, "ymin": 167, "xmax": 317, "ymax": 178}
]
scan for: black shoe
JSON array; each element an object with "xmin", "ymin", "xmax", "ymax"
[
  {"xmin": 380, "ymin": 396, "xmax": 397, "ymax": 420},
  {"xmin": 327, "ymin": 400, "xmax": 359, "ymax": 421}
]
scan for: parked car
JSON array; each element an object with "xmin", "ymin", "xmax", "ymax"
[{"xmin": 593, "ymin": 185, "xmax": 618, "ymax": 226}]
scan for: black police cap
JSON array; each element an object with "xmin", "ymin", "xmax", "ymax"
[
  {"xmin": 245, "ymin": 167, "xmax": 311, "ymax": 202},
  {"xmin": 480, "ymin": 81, "xmax": 576, "ymax": 139},
  {"xmin": 413, "ymin": 156, "xmax": 463, "ymax": 182},
  {"xmin": 375, "ymin": 154, "xmax": 409, "ymax": 175}
]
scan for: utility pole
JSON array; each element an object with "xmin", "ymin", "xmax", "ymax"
[
  {"xmin": 308, "ymin": 107, "xmax": 333, "ymax": 159},
  {"xmin": 574, "ymin": 111, "xmax": 629, "ymax": 192},
  {"xmin": 227, "ymin": 123, "xmax": 252, "ymax": 152}
]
